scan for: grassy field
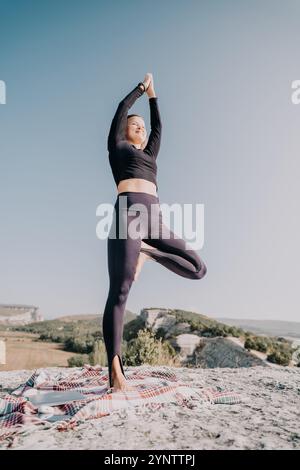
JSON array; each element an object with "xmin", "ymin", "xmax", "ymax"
[{"xmin": 0, "ymin": 331, "xmax": 82, "ymax": 371}]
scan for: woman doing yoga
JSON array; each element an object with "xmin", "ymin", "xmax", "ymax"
[{"xmin": 103, "ymin": 73, "xmax": 207, "ymax": 393}]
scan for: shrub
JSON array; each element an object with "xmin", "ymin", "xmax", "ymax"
[
  {"xmin": 154, "ymin": 327, "xmax": 166, "ymax": 340},
  {"xmin": 64, "ymin": 335, "xmax": 95, "ymax": 354},
  {"xmin": 244, "ymin": 337, "xmax": 256, "ymax": 350},
  {"xmin": 254, "ymin": 338, "xmax": 268, "ymax": 352},
  {"xmin": 244, "ymin": 336, "xmax": 268, "ymax": 353},
  {"xmin": 67, "ymin": 355, "xmax": 87, "ymax": 367},
  {"xmin": 201, "ymin": 326, "xmax": 228, "ymax": 338},
  {"xmin": 123, "ymin": 315, "xmax": 146, "ymax": 342},
  {"xmin": 225, "ymin": 326, "xmax": 241, "ymax": 337},
  {"xmin": 267, "ymin": 350, "xmax": 292, "ymax": 366},
  {"xmin": 124, "ymin": 328, "xmax": 179, "ymax": 367},
  {"xmin": 39, "ymin": 333, "xmax": 50, "ymax": 341},
  {"xmin": 190, "ymin": 321, "xmax": 200, "ymax": 332}
]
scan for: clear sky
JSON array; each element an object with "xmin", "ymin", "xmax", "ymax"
[{"xmin": 1, "ymin": 0, "xmax": 299, "ymax": 321}]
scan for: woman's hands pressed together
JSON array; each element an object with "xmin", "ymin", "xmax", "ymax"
[{"xmin": 141, "ymin": 73, "xmax": 156, "ymax": 98}]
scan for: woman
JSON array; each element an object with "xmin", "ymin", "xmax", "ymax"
[{"xmin": 103, "ymin": 73, "xmax": 207, "ymax": 393}]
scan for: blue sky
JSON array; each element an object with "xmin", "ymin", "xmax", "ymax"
[{"xmin": 1, "ymin": 0, "xmax": 299, "ymax": 321}]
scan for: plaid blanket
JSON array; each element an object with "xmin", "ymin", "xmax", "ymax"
[{"xmin": 0, "ymin": 364, "xmax": 243, "ymax": 443}]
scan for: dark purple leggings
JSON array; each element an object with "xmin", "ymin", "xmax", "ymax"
[{"xmin": 102, "ymin": 191, "xmax": 207, "ymax": 388}]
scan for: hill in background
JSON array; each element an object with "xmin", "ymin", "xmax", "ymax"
[
  {"xmin": 1, "ymin": 308, "xmax": 298, "ymax": 371},
  {"xmin": 216, "ymin": 317, "xmax": 300, "ymax": 340}
]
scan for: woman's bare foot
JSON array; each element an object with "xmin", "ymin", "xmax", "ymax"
[
  {"xmin": 110, "ymin": 355, "xmax": 135, "ymax": 392},
  {"xmin": 111, "ymin": 372, "xmax": 135, "ymax": 392},
  {"xmin": 133, "ymin": 241, "xmax": 157, "ymax": 281}
]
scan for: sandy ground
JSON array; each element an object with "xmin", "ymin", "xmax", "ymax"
[{"xmin": 0, "ymin": 365, "xmax": 299, "ymax": 450}]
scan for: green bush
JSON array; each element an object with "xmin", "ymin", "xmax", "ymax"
[
  {"xmin": 244, "ymin": 337, "xmax": 256, "ymax": 350},
  {"xmin": 124, "ymin": 328, "xmax": 179, "ymax": 367},
  {"xmin": 244, "ymin": 336, "xmax": 268, "ymax": 353},
  {"xmin": 267, "ymin": 350, "xmax": 292, "ymax": 366},
  {"xmin": 255, "ymin": 340, "xmax": 268, "ymax": 353},
  {"xmin": 201, "ymin": 326, "xmax": 228, "ymax": 338},
  {"xmin": 123, "ymin": 315, "xmax": 146, "ymax": 342},
  {"xmin": 39, "ymin": 333, "xmax": 50, "ymax": 341},
  {"xmin": 263, "ymin": 338, "xmax": 294, "ymax": 366},
  {"xmin": 225, "ymin": 326, "xmax": 242, "ymax": 337},
  {"xmin": 67, "ymin": 355, "xmax": 88, "ymax": 367},
  {"xmin": 154, "ymin": 327, "xmax": 166, "ymax": 340},
  {"xmin": 190, "ymin": 321, "xmax": 199, "ymax": 332},
  {"xmin": 64, "ymin": 335, "xmax": 95, "ymax": 354}
]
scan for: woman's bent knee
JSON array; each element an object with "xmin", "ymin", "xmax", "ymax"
[{"xmin": 194, "ymin": 261, "xmax": 207, "ymax": 280}]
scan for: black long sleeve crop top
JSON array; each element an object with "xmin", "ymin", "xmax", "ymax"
[{"xmin": 107, "ymin": 83, "xmax": 162, "ymax": 190}]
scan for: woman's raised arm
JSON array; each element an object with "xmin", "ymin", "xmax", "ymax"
[
  {"xmin": 143, "ymin": 96, "xmax": 162, "ymax": 158},
  {"xmin": 107, "ymin": 82, "xmax": 146, "ymax": 152}
]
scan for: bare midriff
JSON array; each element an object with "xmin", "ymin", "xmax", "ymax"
[{"xmin": 117, "ymin": 178, "xmax": 158, "ymax": 197}]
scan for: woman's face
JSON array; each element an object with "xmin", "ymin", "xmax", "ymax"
[{"xmin": 126, "ymin": 116, "xmax": 147, "ymax": 147}]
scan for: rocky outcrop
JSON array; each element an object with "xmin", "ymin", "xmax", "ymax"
[
  {"xmin": 140, "ymin": 308, "xmax": 268, "ymax": 368},
  {"xmin": 140, "ymin": 308, "xmax": 176, "ymax": 331},
  {"xmin": 192, "ymin": 337, "xmax": 268, "ymax": 368},
  {"xmin": 0, "ymin": 304, "xmax": 43, "ymax": 325},
  {"xmin": 169, "ymin": 333, "xmax": 202, "ymax": 356}
]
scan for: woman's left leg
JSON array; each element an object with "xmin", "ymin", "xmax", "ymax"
[{"xmin": 140, "ymin": 206, "xmax": 207, "ymax": 280}]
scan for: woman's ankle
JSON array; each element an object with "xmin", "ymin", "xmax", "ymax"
[{"xmin": 111, "ymin": 354, "xmax": 124, "ymax": 382}]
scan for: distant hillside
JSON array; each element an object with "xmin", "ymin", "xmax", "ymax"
[
  {"xmin": 48, "ymin": 310, "xmax": 137, "ymax": 323},
  {"xmin": 215, "ymin": 317, "xmax": 300, "ymax": 339},
  {"xmin": 55, "ymin": 314, "xmax": 100, "ymax": 322},
  {"xmin": 4, "ymin": 310, "xmax": 137, "ymax": 337},
  {"xmin": 1, "ymin": 307, "xmax": 298, "ymax": 370}
]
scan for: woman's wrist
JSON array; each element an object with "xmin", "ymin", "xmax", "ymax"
[
  {"xmin": 138, "ymin": 82, "xmax": 146, "ymax": 92},
  {"xmin": 138, "ymin": 81, "xmax": 155, "ymax": 97}
]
